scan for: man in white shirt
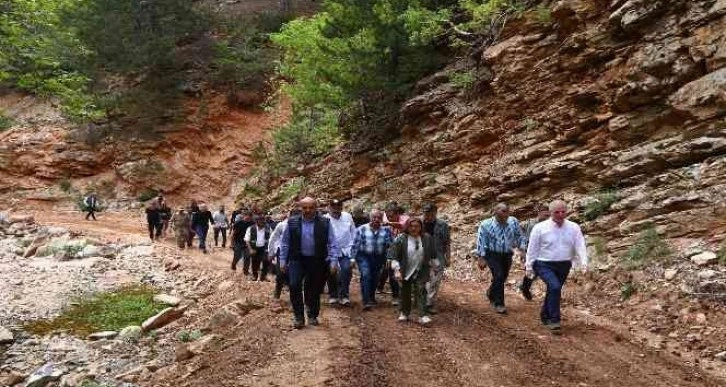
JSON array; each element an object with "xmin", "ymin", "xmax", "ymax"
[
  {"xmin": 268, "ymin": 210, "xmax": 298, "ymax": 299},
  {"xmin": 525, "ymin": 200, "xmax": 588, "ymax": 332},
  {"xmin": 244, "ymin": 215, "xmax": 272, "ymax": 281},
  {"xmin": 324, "ymin": 199, "xmax": 357, "ymax": 306}
]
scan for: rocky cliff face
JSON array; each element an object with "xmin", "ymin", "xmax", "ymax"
[{"xmin": 292, "ymin": 0, "xmax": 725, "ymax": 254}]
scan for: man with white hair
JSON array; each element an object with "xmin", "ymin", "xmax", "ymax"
[
  {"xmin": 280, "ymin": 197, "xmax": 339, "ymax": 329},
  {"xmin": 525, "ymin": 200, "xmax": 588, "ymax": 332}
]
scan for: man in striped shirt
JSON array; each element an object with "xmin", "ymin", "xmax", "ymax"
[
  {"xmin": 352, "ymin": 210, "xmax": 394, "ymax": 310},
  {"xmin": 476, "ymin": 203, "xmax": 525, "ymax": 314}
]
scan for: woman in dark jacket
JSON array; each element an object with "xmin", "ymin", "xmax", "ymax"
[{"xmin": 388, "ymin": 218, "xmax": 435, "ymax": 325}]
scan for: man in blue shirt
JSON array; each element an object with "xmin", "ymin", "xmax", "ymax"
[
  {"xmin": 280, "ymin": 197, "xmax": 339, "ymax": 329},
  {"xmin": 351, "ymin": 209, "xmax": 394, "ymax": 310},
  {"xmin": 475, "ymin": 203, "xmax": 525, "ymax": 314}
]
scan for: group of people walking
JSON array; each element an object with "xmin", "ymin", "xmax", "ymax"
[{"xmin": 137, "ymin": 193, "xmax": 588, "ymax": 333}]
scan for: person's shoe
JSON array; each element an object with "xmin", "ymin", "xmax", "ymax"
[
  {"xmin": 494, "ymin": 305, "xmax": 507, "ymax": 314},
  {"xmin": 293, "ymin": 319, "xmax": 304, "ymax": 329},
  {"xmin": 363, "ymin": 303, "xmax": 374, "ymax": 311},
  {"xmin": 419, "ymin": 315, "xmax": 432, "ymax": 325},
  {"xmin": 202, "ymin": 249, "xmax": 208, "ymax": 254},
  {"xmin": 398, "ymin": 313, "xmax": 409, "ymax": 322},
  {"xmin": 231, "ymin": 265, "xmax": 237, "ymax": 271},
  {"xmin": 328, "ymin": 298, "xmax": 339, "ymax": 305},
  {"xmin": 370, "ymin": 300, "xmax": 378, "ymax": 306},
  {"xmin": 391, "ymin": 298, "xmax": 400, "ymax": 306},
  {"xmin": 308, "ymin": 317, "xmax": 319, "ymax": 326},
  {"xmin": 340, "ymin": 298, "xmax": 351, "ymax": 306},
  {"xmin": 427, "ymin": 306, "xmax": 439, "ymax": 315},
  {"xmin": 546, "ymin": 322, "xmax": 562, "ymax": 333}
]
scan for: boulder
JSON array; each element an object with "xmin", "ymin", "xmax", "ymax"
[
  {"xmin": 669, "ymin": 68, "xmax": 726, "ymax": 120},
  {"xmin": 609, "ymin": 0, "xmax": 666, "ymax": 33},
  {"xmin": 153, "ymin": 294, "xmax": 181, "ymax": 306},
  {"xmin": 0, "ymin": 326, "xmax": 14, "ymax": 344},
  {"xmin": 142, "ymin": 306, "xmax": 187, "ymax": 331},
  {"xmin": 691, "ymin": 251, "xmax": 718, "ymax": 266},
  {"xmin": 80, "ymin": 245, "xmax": 99, "ymax": 258},
  {"xmin": 118, "ymin": 326, "xmax": 143, "ymax": 340},
  {"xmin": 8, "ymin": 214, "xmax": 35, "ymax": 225},
  {"xmin": 0, "ymin": 372, "xmax": 24, "ymax": 386},
  {"xmin": 174, "ymin": 344, "xmax": 195, "ymax": 362},
  {"xmin": 698, "ymin": 269, "xmax": 719, "ymax": 280},
  {"xmin": 23, "ymin": 236, "xmax": 48, "ymax": 258},
  {"xmin": 87, "ymin": 331, "xmax": 118, "ymax": 341},
  {"xmin": 25, "ymin": 363, "xmax": 64, "ymax": 387}
]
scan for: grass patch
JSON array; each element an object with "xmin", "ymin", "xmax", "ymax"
[
  {"xmin": 0, "ymin": 111, "xmax": 13, "ymax": 131},
  {"xmin": 620, "ymin": 281, "xmax": 637, "ymax": 301},
  {"xmin": 621, "ymin": 227, "xmax": 671, "ymax": 270},
  {"xmin": 177, "ymin": 329, "xmax": 203, "ymax": 343},
  {"xmin": 531, "ymin": 3, "xmax": 552, "ymax": 26},
  {"xmin": 450, "ymin": 70, "xmax": 476, "ymax": 90},
  {"xmin": 24, "ymin": 285, "xmax": 166, "ymax": 337},
  {"xmin": 583, "ymin": 189, "xmax": 619, "ymax": 221}
]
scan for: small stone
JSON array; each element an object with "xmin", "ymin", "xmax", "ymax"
[
  {"xmin": 695, "ymin": 313, "xmax": 707, "ymax": 324},
  {"xmin": 118, "ymin": 326, "xmax": 143, "ymax": 340},
  {"xmin": 87, "ymin": 331, "xmax": 117, "ymax": 341},
  {"xmin": 25, "ymin": 363, "xmax": 64, "ymax": 387},
  {"xmin": 698, "ymin": 269, "xmax": 718, "ymax": 280},
  {"xmin": 715, "ymin": 351, "xmax": 726, "ymax": 361},
  {"xmin": 80, "ymin": 245, "xmax": 99, "ymax": 258},
  {"xmin": 1, "ymin": 371, "xmax": 24, "ymax": 386},
  {"xmin": 691, "ymin": 251, "xmax": 717, "ymax": 266},
  {"xmin": 0, "ymin": 326, "xmax": 13, "ymax": 344},
  {"xmin": 153, "ymin": 294, "xmax": 181, "ymax": 306},
  {"xmin": 663, "ymin": 269, "xmax": 678, "ymax": 281},
  {"xmin": 188, "ymin": 334, "xmax": 224, "ymax": 354}
]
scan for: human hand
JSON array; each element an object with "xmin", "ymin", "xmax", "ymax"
[
  {"xmin": 477, "ymin": 257, "xmax": 487, "ymax": 271},
  {"xmin": 394, "ymin": 270, "xmax": 402, "ymax": 281}
]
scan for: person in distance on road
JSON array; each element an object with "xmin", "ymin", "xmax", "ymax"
[
  {"xmin": 279, "ymin": 197, "xmax": 339, "ymax": 329},
  {"xmin": 145, "ymin": 200, "xmax": 163, "ymax": 242},
  {"xmin": 245, "ymin": 214, "xmax": 272, "ymax": 281},
  {"xmin": 170, "ymin": 207, "xmax": 191, "ymax": 249},
  {"xmin": 192, "ymin": 203, "xmax": 214, "ymax": 254},
  {"xmin": 351, "ymin": 209, "xmax": 394, "ymax": 310},
  {"xmin": 422, "ymin": 203, "xmax": 451, "ymax": 314},
  {"xmin": 378, "ymin": 202, "xmax": 407, "ymax": 305},
  {"xmin": 389, "ymin": 218, "xmax": 435, "ymax": 325},
  {"xmin": 213, "ymin": 205, "xmax": 229, "ymax": 248},
  {"xmin": 83, "ymin": 193, "xmax": 99, "ymax": 221},
  {"xmin": 159, "ymin": 198, "xmax": 172, "ymax": 238},
  {"xmin": 525, "ymin": 200, "xmax": 588, "ymax": 332},
  {"xmin": 324, "ymin": 199, "xmax": 357, "ymax": 306},
  {"xmin": 475, "ymin": 202, "xmax": 525, "ymax": 314},
  {"xmin": 517, "ymin": 204, "xmax": 551, "ymax": 301},
  {"xmin": 231, "ymin": 210, "xmax": 255, "ymax": 272}
]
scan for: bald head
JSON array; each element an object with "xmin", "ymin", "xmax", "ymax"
[{"xmin": 298, "ymin": 196, "xmax": 317, "ymax": 220}]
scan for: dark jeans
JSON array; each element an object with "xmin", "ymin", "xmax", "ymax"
[
  {"xmin": 250, "ymin": 246, "xmax": 269, "ymax": 280},
  {"xmin": 195, "ymin": 226, "xmax": 209, "ymax": 250},
  {"xmin": 85, "ymin": 209, "xmax": 97, "ymax": 220},
  {"xmin": 376, "ymin": 263, "xmax": 400, "ymax": 299},
  {"xmin": 232, "ymin": 242, "xmax": 245, "ymax": 269},
  {"xmin": 275, "ymin": 255, "xmax": 288, "ymax": 296},
  {"xmin": 214, "ymin": 227, "xmax": 227, "ymax": 247},
  {"xmin": 288, "ymin": 257, "xmax": 327, "ymax": 320},
  {"xmin": 357, "ymin": 252, "xmax": 384, "ymax": 305},
  {"xmin": 484, "ymin": 250, "xmax": 513, "ymax": 307},
  {"xmin": 186, "ymin": 228, "xmax": 194, "ymax": 247},
  {"xmin": 327, "ymin": 255, "xmax": 352, "ymax": 300},
  {"xmin": 401, "ymin": 276, "xmax": 428, "ymax": 317},
  {"xmin": 147, "ymin": 221, "xmax": 162, "ymax": 240},
  {"xmin": 534, "ymin": 260, "xmax": 572, "ymax": 324}
]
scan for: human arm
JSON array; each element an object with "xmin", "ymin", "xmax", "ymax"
[
  {"xmin": 279, "ymin": 224, "xmax": 291, "ymax": 271},
  {"xmin": 327, "ymin": 222, "xmax": 340, "ymax": 272},
  {"xmin": 573, "ymin": 225, "xmax": 588, "ymax": 272},
  {"xmin": 525, "ymin": 224, "xmax": 541, "ymax": 273},
  {"xmin": 475, "ymin": 221, "xmax": 488, "ymax": 270}
]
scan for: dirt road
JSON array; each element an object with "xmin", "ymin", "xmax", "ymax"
[{"xmin": 37, "ymin": 211, "xmax": 724, "ymax": 387}]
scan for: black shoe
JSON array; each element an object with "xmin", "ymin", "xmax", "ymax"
[
  {"xmin": 293, "ymin": 319, "xmax": 304, "ymax": 329},
  {"xmin": 494, "ymin": 305, "xmax": 507, "ymax": 314},
  {"xmin": 231, "ymin": 265, "xmax": 237, "ymax": 271},
  {"xmin": 308, "ymin": 318, "xmax": 319, "ymax": 326}
]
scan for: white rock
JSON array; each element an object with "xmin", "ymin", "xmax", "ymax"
[
  {"xmin": 715, "ymin": 351, "xmax": 726, "ymax": 361},
  {"xmin": 153, "ymin": 294, "xmax": 181, "ymax": 306},
  {"xmin": 698, "ymin": 269, "xmax": 718, "ymax": 280},
  {"xmin": 663, "ymin": 269, "xmax": 678, "ymax": 281},
  {"xmin": 142, "ymin": 306, "xmax": 186, "ymax": 331},
  {"xmin": 0, "ymin": 326, "xmax": 13, "ymax": 344},
  {"xmin": 691, "ymin": 251, "xmax": 717, "ymax": 266},
  {"xmin": 87, "ymin": 331, "xmax": 117, "ymax": 341},
  {"xmin": 188, "ymin": 334, "xmax": 223, "ymax": 354},
  {"xmin": 121, "ymin": 245, "xmax": 153, "ymax": 257},
  {"xmin": 118, "ymin": 326, "xmax": 143, "ymax": 340},
  {"xmin": 80, "ymin": 245, "xmax": 99, "ymax": 258},
  {"xmin": 25, "ymin": 363, "xmax": 64, "ymax": 387}
]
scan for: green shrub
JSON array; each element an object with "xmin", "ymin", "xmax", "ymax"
[
  {"xmin": 279, "ymin": 177, "xmax": 306, "ymax": 201},
  {"xmin": 531, "ymin": 3, "xmax": 552, "ymax": 25},
  {"xmin": 138, "ymin": 189, "xmax": 159, "ymax": 203},
  {"xmin": 59, "ymin": 177, "xmax": 72, "ymax": 193},
  {"xmin": 24, "ymin": 285, "xmax": 166, "ymax": 336},
  {"xmin": 450, "ymin": 70, "xmax": 476, "ymax": 90},
  {"xmin": 620, "ymin": 281, "xmax": 637, "ymax": 300},
  {"xmin": 0, "ymin": 111, "xmax": 13, "ymax": 130},
  {"xmin": 177, "ymin": 329, "xmax": 203, "ymax": 343},
  {"xmin": 718, "ymin": 244, "xmax": 726, "ymax": 265},
  {"xmin": 621, "ymin": 227, "xmax": 671, "ymax": 269},
  {"xmin": 583, "ymin": 190, "xmax": 619, "ymax": 221}
]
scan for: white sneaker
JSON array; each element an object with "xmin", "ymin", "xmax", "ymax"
[
  {"xmin": 398, "ymin": 313, "xmax": 409, "ymax": 322},
  {"xmin": 340, "ymin": 298, "xmax": 351, "ymax": 306},
  {"xmin": 328, "ymin": 298, "xmax": 338, "ymax": 305},
  {"xmin": 419, "ymin": 315, "xmax": 432, "ymax": 325}
]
